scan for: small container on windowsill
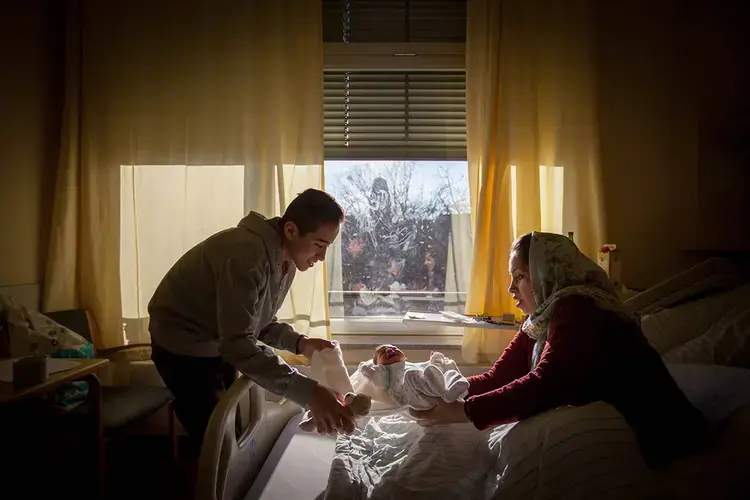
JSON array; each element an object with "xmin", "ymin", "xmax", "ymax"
[
  {"xmin": 13, "ymin": 343, "xmax": 48, "ymax": 388},
  {"xmin": 597, "ymin": 244, "xmax": 622, "ymax": 290}
]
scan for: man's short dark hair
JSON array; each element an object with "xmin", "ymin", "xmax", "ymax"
[{"xmin": 281, "ymin": 189, "xmax": 344, "ymax": 236}]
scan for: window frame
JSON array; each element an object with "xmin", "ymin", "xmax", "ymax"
[
  {"xmin": 330, "ymin": 316, "xmax": 457, "ymax": 335},
  {"xmin": 324, "ymin": 41, "xmax": 469, "ymax": 336}
]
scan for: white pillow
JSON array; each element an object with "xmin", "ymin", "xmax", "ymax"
[
  {"xmin": 663, "ymin": 305, "xmax": 750, "ymax": 369},
  {"xmin": 624, "ymin": 258, "xmax": 740, "ymax": 315},
  {"xmin": 667, "ymin": 364, "xmax": 750, "ymax": 425},
  {"xmin": 641, "ymin": 284, "xmax": 750, "ymax": 355}
]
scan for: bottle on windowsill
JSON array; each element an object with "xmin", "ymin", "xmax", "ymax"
[{"xmin": 597, "ymin": 244, "xmax": 622, "ymax": 291}]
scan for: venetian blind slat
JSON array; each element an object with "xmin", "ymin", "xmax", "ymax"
[
  {"xmin": 322, "ymin": 0, "xmax": 466, "ymax": 43},
  {"xmin": 324, "ymin": 71, "xmax": 466, "ymax": 160}
]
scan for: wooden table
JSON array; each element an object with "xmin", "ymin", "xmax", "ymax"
[
  {"xmin": 0, "ymin": 358, "xmax": 109, "ymax": 405},
  {"xmin": 0, "ymin": 358, "xmax": 110, "ymax": 496}
]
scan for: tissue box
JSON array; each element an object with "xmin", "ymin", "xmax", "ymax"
[{"xmin": 597, "ymin": 244, "xmax": 622, "ymax": 290}]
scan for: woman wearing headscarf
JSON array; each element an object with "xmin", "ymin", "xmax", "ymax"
[{"xmin": 411, "ymin": 232, "xmax": 707, "ymax": 467}]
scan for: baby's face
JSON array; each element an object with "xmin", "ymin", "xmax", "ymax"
[{"xmin": 373, "ymin": 344, "xmax": 406, "ymax": 365}]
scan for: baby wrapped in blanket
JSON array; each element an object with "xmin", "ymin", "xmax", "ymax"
[
  {"xmin": 352, "ymin": 344, "xmax": 470, "ymax": 411},
  {"xmin": 300, "ymin": 344, "xmax": 469, "ymax": 432}
]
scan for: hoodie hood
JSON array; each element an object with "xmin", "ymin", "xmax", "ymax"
[{"xmin": 238, "ymin": 211, "xmax": 285, "ymax": 266}]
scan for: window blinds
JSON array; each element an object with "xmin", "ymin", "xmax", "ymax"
[
  {"xmin": 324, "ymin": 71, "xmax": 467, "ymax": 160},
  {"xmin": 322, "ymin": 0, "xmax": 467, "ymax": 43}
]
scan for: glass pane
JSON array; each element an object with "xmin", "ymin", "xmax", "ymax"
[{"xmin": 325, "ymin": 160, "xmax": 472, "ymax": 317}]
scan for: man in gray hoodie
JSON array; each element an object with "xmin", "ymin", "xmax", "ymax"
[{"xmin": 149, "ymin": 189, "xmax": 356, "ymax": 445}]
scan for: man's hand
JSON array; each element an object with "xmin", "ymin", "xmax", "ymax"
[
  {"xmin": 298, "ymin": 336, "xmax": 337, "ymax": 359},
  {"xmin": 409, "ymin": 397, "xmax": 470, "ymax": 427},
  {"xmin": 308, "ymin": 384, "xmax": 357, "ymax": 435}
]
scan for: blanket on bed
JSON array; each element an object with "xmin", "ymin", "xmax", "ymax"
[{"xmin": 324, "ymin": 401, "xmax": 651, "ymax": 500}]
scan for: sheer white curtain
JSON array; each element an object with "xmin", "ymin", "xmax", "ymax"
[
  {"xmin": 46, "ymin": 0, "xmax": 326, "ymax": 350},
  {"xmin": 120, "ymin": 165, "xmax": 246, "ymax": 344},
  {"xmin": 444, "ymin": 213, "xmax": 474, "ymax": 312},
  {"xmin": 274, "ymin": 164, "xmax": 330, "ymax": 355}
]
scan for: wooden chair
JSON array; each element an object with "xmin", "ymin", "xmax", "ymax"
[{"xmin": 43, "ymin": 310, "xmax": 178, "ymax": 486}]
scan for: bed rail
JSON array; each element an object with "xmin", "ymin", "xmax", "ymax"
[{"xmin": 195, "ymin": 376, "xmax": 303, "ymax": 500}]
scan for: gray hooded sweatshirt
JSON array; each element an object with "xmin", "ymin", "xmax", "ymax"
[{"xmin": 148, "ymin": 212, "xmax": 318, "ymax": 406}]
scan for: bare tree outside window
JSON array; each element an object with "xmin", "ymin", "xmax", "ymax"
[{"xmin": 326, "ymin": 160, "xmax": 471, "ymax": 317}]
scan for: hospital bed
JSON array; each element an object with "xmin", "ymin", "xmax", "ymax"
[
  {"xmin": 196, "ymin": 258, "xmax": 750, "ymax": 500},
  {"xmin": 195, "ymin": 379, "xmax": 314, "ymax": 500}
]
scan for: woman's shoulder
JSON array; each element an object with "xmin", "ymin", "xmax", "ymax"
[
  {"xmin": 551, "ymin": 294, "xmax": 601, "ymax": 318},
  {"xmin": 549, "ymin": 294, "xmax": 630, "ymax": 331}
]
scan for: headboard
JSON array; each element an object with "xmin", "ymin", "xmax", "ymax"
[{"xmin": 623, "ymin": 258, "xmax": 744, "ymax": 316}]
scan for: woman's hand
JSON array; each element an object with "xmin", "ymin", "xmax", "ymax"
[
  {"xmin": 409, "ymin": 397, "xmax": 470, "ymax": 427},
  {"xmin": 298, "ymin": 336, "xmax": 338, "ymax": 359}
]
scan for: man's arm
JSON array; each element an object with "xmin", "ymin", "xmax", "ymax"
[
  {"xmin": 258, "ymin": 319, "xmax": 304, "ymax": 354},
  {"xmin": 216, "ymin": 257, "xmax": 317, "ymax": 406}
]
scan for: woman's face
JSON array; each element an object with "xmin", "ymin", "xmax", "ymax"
[{"xmin": 508, "ymin": 251, "xmax": 536, "ymax": 315}]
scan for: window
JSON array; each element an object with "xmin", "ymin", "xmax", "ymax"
[
  {"xmin": 326, "ymin": 160, "xmax": 472, "ymax": 322},
  {"xmin": 323, "ymin": 0, "xmax": 470, "ymax": 334},
  {"xmin": 119, "ymin": 1, "xmax": 470, "ymax": 340}
]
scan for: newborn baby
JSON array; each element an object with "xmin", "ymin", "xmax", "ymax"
[{"xmin": 352, "ymin": 344, "xmax": 469, "ymax": 411}]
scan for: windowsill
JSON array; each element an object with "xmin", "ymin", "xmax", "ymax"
[
  {"xmin": 333, "ymin": 333, "xmax": 463, "ymax": 350},
  {"xmin": 329, "ymin": 316, "xmax": 459, "ymax": 336}
]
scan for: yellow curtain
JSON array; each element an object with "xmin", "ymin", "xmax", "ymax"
[
  {"xmin": 45, "ymin": 0, "xmax": 327, "ymax": 352},
  {"xmin": 463, "ymin": 0, "xmax": 605, "ymax": 364},
  {"xmin": 43, "ymin": 2, "xmax": 122, "ymax": 350}
]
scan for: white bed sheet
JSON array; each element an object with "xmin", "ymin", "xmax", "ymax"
[
  {"xmin": 244, "ymin": 413, "xmax": 336, "ymax": 500},
  {"xmin": 242, "ymin": 365, "xmax": 750, "ymax": 500}
]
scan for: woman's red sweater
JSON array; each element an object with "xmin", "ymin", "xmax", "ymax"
[{"xmin": 464, "ymin": 295, "xmax": 708, "ymax": 467}]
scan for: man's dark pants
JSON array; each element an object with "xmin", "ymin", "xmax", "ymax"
[{"xmin": 151, "ymin": 342, "xmax": 237, "ymax": 450}]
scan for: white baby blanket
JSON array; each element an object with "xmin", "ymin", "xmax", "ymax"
[
  {"xmin": 299, "ymin": 345, "xmax": 359, "ymax": 432},
  {"xmin": 352, "ymin": 351, "xmax": 469, "ymax": 410},
  {"xmin": 303, "ymin": 348, "xmax": 470, "ymax": 423},
  {"xmin": 309, "ymin": 344, "xmax": 354, "ymax": 395}
]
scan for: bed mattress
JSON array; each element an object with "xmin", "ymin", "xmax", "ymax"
[{"xmin": 244, "ymin": 413, "xmax": 337, "ymax": 500}]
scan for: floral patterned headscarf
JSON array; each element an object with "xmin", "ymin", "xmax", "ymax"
[{"xmin": 520, "ymin": 232, "xmax": 637, "ymax": 369}]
